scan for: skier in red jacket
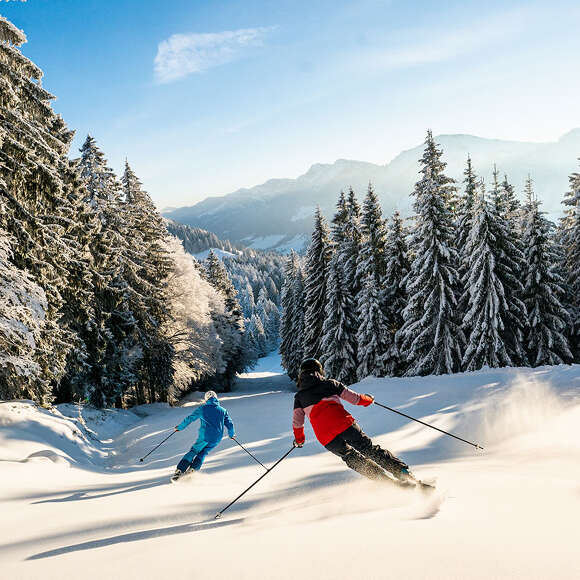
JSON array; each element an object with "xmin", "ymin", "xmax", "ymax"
[{"xmin": 292, "ymin": 358, "xmax": 414, "ymax": 484}]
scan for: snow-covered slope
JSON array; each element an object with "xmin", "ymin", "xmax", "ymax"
[
  {"xmin": 2, "ymin": 356, "xmax": 580, "ymax": 579},
  {"xmin": 163, "ymin": 130, "xmax": 580, "ymax": 251}
]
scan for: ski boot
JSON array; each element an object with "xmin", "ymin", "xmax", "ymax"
[
  {"xmin": 170, "ymin": 469, "xmax": 183, "ymax": 482},
  {"xmin": 396, "ymin": 467, "xmax": 436, "ymax": 492}
]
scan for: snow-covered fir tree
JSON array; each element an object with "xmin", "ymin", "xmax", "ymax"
[
  {"xmin": 456, "ymin": 157, "xmax": 478, "ymax": 277},
  {"xmin": 318, "ymin": 192, "xmax": 359, "ymax": 382},
  {"xmin": 382, "ymin": 211, "xmax": 410, "ymax": 376},
  {"xmin": 500, "ymin": 173, "xmax": 521, "ymax": 223},
  {"xmin": 342, "ymin": 187, "xmax": 363, "ymax": 318},
  {"xmin": 121, "ymin": 161, "xmax": 174, "ymax": 403},
  {"xmin": 52, "ymin": 160, "xmax": 101, "ymax": 404},
  {"xmin": 488, "ymin": 166, "xmax": 528, "ymax": 366},
  {"xmin": 0, "ymin": 229, "xmax": 49, "ymax": 402},
  {"xmin": 331, "ymin": 190, "xmax": 348, "ymax": 243},
  {"xmin": 460, "ymin": 183, "xmax": 512, "ymax": 371},
  {"xmin": 559, "ymin": 160, "xmax": 580, "ymax": 361},
  {"xmin": 522, "ymin": 179, "xmax": 572, "ymax": 366},
  {"xmin": 247, "ymin": 313, "xmax": 268, "ymax": 358},
  {"xmin": 280, "ymin": 251, "xmax": 305, "ymax": 381},
  {"xmin": 237, "ymin": 280, "xmax": 255, "ymax": 319},
  {"xmin": 302, "ymin": 207, "xmax": 332, "ymax": 360},
  {"xmin": 355, "ymin": 183, "xmax": 389, "ymax": 379},
  {"xmin": 321, "ymin": 206, "xmax": 358, "ymax": 383},
  {"xmin": 205, "ymin": 250, "xmax": 246, "ymax": 390},
  {"xmin": 256, "ymin": 287, "xmax": 280, "ymax": 352},
  {"xmin": 397, "ymin": 131, "xmax": 463, "ymax": 376},
  {"xmin": 0, "ymin": 15, "xmax": 89, "ymax": 403},
  {"xmin": 358, "ymin": 183, "xmax": 387, "ymax": 282},
  {"xmin": 161, "ymin": 237, "xmax": 224, "ymax": 402},
  {"xmin": 356, "ymin": 265, "xmax": 389, "ymax": 380},
  {"xmin": 78, "ymin": 136, "xmax": 136, "ymax": 406},
  {"xmin": 455, "ymin": 157, "xmax": 479, "ymax": 343}
]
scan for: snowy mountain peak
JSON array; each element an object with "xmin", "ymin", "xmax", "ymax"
[
  {"xmin": 558, "ymin": 128, "xmax": 580, "ymax": 144},
  {"xmin": 164, "ymin": 130, "xmax": 580, "ymax": 252}
]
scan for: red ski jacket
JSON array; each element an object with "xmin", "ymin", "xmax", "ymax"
[{"xmin": 292, "ymin": 372, "xmax": 372, "ymax": 446}]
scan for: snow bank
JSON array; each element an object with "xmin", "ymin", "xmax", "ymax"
[{"xmin": 0, "ymin": 401, "xmax": 142, "ymax": 467}]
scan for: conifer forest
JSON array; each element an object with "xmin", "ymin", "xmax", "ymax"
[{"xmin": 280, "ymin": 131, "xmax": 580, "ymax": 381}]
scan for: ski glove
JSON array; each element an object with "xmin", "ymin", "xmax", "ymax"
[
  {"xmin": 293, "ymin": 426, "xmax": 305, "ymax": 446},
  {"xmin": 358, "ymin": 394, "xmax": 374, "ymax": 407}
]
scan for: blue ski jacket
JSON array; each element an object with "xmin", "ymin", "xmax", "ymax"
[{"xmin": 176, "ymin": 397, "xmax": 235, "ymax": 444}]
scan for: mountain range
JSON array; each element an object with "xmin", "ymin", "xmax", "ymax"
[{"xmin": 163, "ymin": 130, "xmax": 580, "ymax": 252}]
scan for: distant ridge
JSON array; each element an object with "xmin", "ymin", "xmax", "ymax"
[{"xmin": 164, "ymin": 130, "xmax": 580, "ymax": 253}]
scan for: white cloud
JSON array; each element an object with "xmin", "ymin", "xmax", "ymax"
[
  {"xmin": 154, "ymin": 27, "xmax": 272, "ymax": 84},
  {"xmin": 346, "ymin": 6, "xmax": 534, "ymax": 74}
]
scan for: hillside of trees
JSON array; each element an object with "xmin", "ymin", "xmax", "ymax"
[{"xmin": 166, "ymin": 221, "xmax": 285, "ymax": 362}]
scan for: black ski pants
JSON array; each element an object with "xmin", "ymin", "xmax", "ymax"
[{"xmin": 324, "ymin": 423, "xmax": 408, "ymax": 481}]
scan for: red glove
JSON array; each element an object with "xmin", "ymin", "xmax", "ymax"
[
  {"xmin": 358, "ymin": 394, "xmax": 374, "ymax": 407},
  {"xmin": 293, "ymin": 426, "xmax": 305, "ymax": 446}
]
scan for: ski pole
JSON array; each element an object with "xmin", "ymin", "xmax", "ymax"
[
  {"xmin": 373, "ymin": 401, "xmax": 484, "ymax": 450},
  {"xmin": 139, "ymin": 430, "xmax": 177, "ymax": 462},
  {"xmin": 231, "ymin": 436, "xmax": 268, "ymax": 471},
  {"xmin": 215, "ymin": 443, "xmax": 297, "ymax": 519}
]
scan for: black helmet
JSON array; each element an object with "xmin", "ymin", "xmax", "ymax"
[{"xmin": 299, "ymin": 358, "xmax": 324, "ymax": 375}]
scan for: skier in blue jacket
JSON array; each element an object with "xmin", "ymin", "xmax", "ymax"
[{"xmin": 171, "ymin": 391, "xmax": 235, "ymax": 481}]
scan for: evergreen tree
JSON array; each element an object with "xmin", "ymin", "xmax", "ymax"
[
  {"xmin": 397, "ymin": 131, "xmax": 463, "ymax": 376},
  {"xmin": 279, "ymin": 255, "xmax": 296, "ymax": 378},
  {"xmin": 489, "ymin": 167, "xmax": 528, "ymax": 366},
  {"xmin": 242, "ymin": 317, "xmax": 259, "ymax": 365},
  {"xmin": 302, "ymin": 207, "xmax": 332, "ymax": 360},
  {"xmin": 356, "ymin": 258, "xmax": 390, "ymax": 380},
  {"xmin": 53, "ymin": 160, "xmax": 100, "ymax": 404},
  {"xmin": 319, "ymin": 192, "xmax": 359, "ymax": 382},
  {"xmin": 559, "ymin": 160, "xmax": 580, "ymax": 360},
  {"xmin": 0, "ymin": 16, "xmax": 89, "ymax": 402},
  {"xmin": 382, "ymin": 211, "xmax": 410, "ymax": 375},
  {"xmin": 0, "ymin": 229, "xmax": 49, "ymax": 402},
  {"xmin": 205, "ymin": 250, "xmax": 245, "ymax": 390},
  {"xmin": 343, "ymin": 187, "xmax": 363, "ymax": 314},
  {"xmin": 454, "ymin": 157, "xmax": 479, "ymax": 345},
  {"xmin": 461, "ymin": 184, "xmax": 512, "ymax": 371},
  {"xmin": 78, "ymin": 136, "xmax": 135, "ymax": 406},
  {"xmin": 249, "ymin": 312, "xmax": 268, "ymax": 357},
  {"xmin": 122, "ymin": 161, "xmax": 174, "ymax": 403},
  {"xmin": 256, "ymin": 287, "xmax": 280, "ymax": 352},
  {"xmin": 280, "ymin": 251, "xmax": 305, "ymax": 381},
  {"xmin": 500, "ymin": 173, "xmax": 521, "ymax": 221},
  {"xmin": 238, "ymin": 280, "xmax": 255, "ymax": 319},
  {"xmin": 321, "ymin": 247, "xmax": 358, "ymax": 384},
  {"xmin": 456, "ymin": 157, "xmax": 478, "ymax": 276},
  {"xmin": 358, "ymin": 183, "xmax": 387, "ymax": 282},
  {"xmin": 355, "ymin": 184, "xmax": 389, "ymax": 379},
  {"xmin": 331, "ymin": 190, "xmax": 348, "ymax": 243},
  {"xmin": 522, "ymin": 180, "xmax": 572, "ymax": 366}
]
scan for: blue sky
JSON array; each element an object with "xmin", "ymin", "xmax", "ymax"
[{"xmin": 2, "ymin": 0, "xmax": 580, "ymax": 208}]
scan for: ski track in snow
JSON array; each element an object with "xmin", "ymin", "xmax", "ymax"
[{"xmin": 1, "ymin": 353, "xmax": 580, "ymax": 579}]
